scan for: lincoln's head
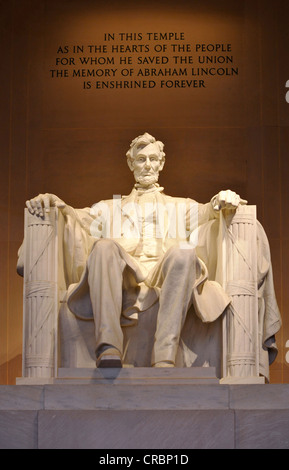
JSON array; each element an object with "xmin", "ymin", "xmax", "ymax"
[{"xmin": 126, "ymin": 133, "xmax": 166, "ymax": 187}]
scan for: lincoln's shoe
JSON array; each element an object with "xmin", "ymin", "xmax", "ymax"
[
  {"xmin": 153, "ymin": 361, "xmax": 175, "ymax": 368},
  {"xmin": 96, "ymin": 348, "xmax": 123, "ymax": 368}
]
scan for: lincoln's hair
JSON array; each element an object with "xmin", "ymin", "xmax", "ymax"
[{"xmin": 126, "ymin": 133, "xmax": 166, "ymax": 163}]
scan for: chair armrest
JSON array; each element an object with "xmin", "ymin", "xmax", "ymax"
[{"xmin": 21, "ymin": 207, "xmax": 65, "ymax": 379}]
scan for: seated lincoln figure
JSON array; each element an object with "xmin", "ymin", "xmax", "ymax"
[{"xmin": 24, "ymin": 133, "xmax": 277, "ymax": 370}]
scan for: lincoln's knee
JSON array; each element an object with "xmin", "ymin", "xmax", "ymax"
[
  {"xmin": 95, "ymin": 238, "xmax": 116, "ymax": 250},
  {"xmin": 89, "ymin": 239, "xmax": 119, "ymax": 262},
  {"xmin": 165, "ymin": 244, "xmax": 197, "ymax": 270}
]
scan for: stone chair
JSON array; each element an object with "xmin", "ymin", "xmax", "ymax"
[{"xmin": 17, "ymin": 205, "xmax": 279, "ymax": 384}]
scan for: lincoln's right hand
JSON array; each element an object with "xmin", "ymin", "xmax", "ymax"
[{"xmin": 26, "ymin": 193, "xmax": 66, "ymax": 217}]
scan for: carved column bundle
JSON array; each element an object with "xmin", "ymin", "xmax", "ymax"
[
  {"xmin": 22, "ymin": 209, "xmax": 59, "ymax": 378},
  {"xmin": 220, "ymin": 206, "xmax": 263, "ymax": 383}
]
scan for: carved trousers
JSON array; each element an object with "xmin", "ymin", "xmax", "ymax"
[{"xmin": 87, "ymin": 239, "xmax": 198, "ymax": 365}]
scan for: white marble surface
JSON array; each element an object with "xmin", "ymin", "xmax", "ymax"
[
  {"xmin": 1, "ymin": 383, "xmax": 289, "ymax": 449},
  {"xmin": 19, "ymin": 133, "xmax": 281, "ymax": 383},
  {"xmin": 0, "ymin": 411, "xmax": 38, "ymax": 449},
  {"xmin": 38, "ymin": 409, "xmax": 235, "ymax": 449}
]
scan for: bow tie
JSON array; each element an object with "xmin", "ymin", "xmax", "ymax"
[{"xmin": 134, "ymin": 183, "xmax": 164, "ymax": 195}]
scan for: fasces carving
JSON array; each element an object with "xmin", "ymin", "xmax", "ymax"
[
  {"xmin": 219, "ymin": 207, "xmax": 260, "ymax": 381},
  {"xmin": 22, "ymin": 210, "xmax": 59, "ymax": 378}
]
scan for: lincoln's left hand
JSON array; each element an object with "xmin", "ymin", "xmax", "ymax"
[{"xmin": 211, "ymin": 189, "xmax": 247, "ymax": 211}]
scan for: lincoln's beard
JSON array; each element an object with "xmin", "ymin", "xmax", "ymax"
[{"xmin": 134, "ymin": 172, "xmax": 159, "ymax": 187}]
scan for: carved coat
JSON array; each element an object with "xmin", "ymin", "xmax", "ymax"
[{"xmin": 65, "ymin": 185, "xmax": 231, "ymax": 324}]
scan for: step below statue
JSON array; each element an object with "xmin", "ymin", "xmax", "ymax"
[{"xmin": 20, "ymin": 133, "xmax": 281, "ymax": 379}]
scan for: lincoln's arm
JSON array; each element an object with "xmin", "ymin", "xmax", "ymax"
[
  {"xmin": 19, "ymin": 193, "xmax": 97, "ymax": 282},
  {"xmin": 25, "ymin": 192, "xmax": 95, "ymax": 229},
  {"xmin": 26, "ymin": 193, "xmax": 67, "ymax": 216},
  {"xmin": 17, "ymin": 193, "xmax": 72, "ymax": 277},
  {"xmin": 198, "ymin": 190, "xmax": 247, "ymax": 225}
]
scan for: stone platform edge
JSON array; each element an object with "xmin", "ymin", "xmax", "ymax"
[{"xmin": 1, "ymin": 370, "xmax": 289, "ymax": 449}]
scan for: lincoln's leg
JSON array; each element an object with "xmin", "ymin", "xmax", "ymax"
[
  {"xmin": 87, "ymin": 239, "xmax": 126, "ymax": 367},
  {"xmin": 151, "ymin": 246, "xmax": 199, "ymax": 366}
]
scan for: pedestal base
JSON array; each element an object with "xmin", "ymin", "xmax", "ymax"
[
  {"xmin": 2, "ymin": 380, "xmax": 289, "ymax": 449},
  {"xmin": 16, "ymin": 367, "xmax": 266, "ymax": 385},
  {"xmin": 220, "ymin": 376, "xmax": 265, "ymax": 384},
  {"xmin": 17, "ymin": 366, "xmax": 219, "ymax": 385}
]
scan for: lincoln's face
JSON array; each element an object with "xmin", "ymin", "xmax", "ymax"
[{"xmin": 127, "ymin": 142, "xmax": 165, "ymax": 187}]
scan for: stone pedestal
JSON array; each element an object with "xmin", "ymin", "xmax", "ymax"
[
  {"xmin": 1, "ymin": 370, "xmax": 289, "ymax": 449},
  {"xmin": 16, "ymin": 366, "xmax": 219, "ymax": 385}
]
